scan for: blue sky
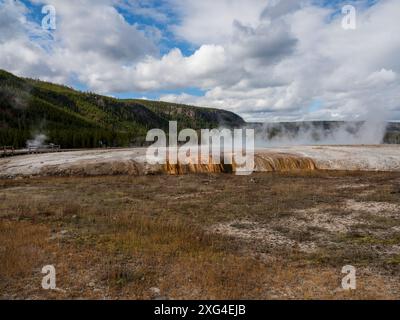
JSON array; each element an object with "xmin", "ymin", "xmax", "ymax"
[{"xmin": 1, "ymin": 0, "xmax": 399, "ymax": 122}]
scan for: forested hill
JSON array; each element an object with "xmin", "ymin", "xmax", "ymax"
[{"xmin": 0, "ymin": 70, "xmax": 245, "ymax": 148}]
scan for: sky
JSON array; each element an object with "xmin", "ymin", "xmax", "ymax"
[{"xmin": 0, "ymin": 0, "xmax": 399, "ymax": 122}]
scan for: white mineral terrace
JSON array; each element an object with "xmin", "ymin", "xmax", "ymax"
[
  {"xmin": 255, "ymin": 145, "xmax": 400, "ymax": 172},
  {"xmin": 0, "ymin": 145, "xmax": 400, "ymax": 178}
]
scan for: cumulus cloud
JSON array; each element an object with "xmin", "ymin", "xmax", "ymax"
[
  {"xmin": 0, "ymin": 0, "xmax": 62, "ymax": 81},
  {"xmin": 130, "ymin": 45, "xmax": 227, "ymax": 90},
  {"xmin": 0, "ymin": 0, "xmax": 158, "ymax": 85},
  {"xmin": 160, "ymin": 0, "xmax": 400, "ymax": 122},
  {"xmin": 261, "ymin": 0, "xmax": 303, "ymax": 20},
  {"xmin": 1, "ymin": 0, "xmax": 400, "ymax": 122},
  {"xmin": 167, "ymin": 0, "xmax": 267, "ymax": 45}
]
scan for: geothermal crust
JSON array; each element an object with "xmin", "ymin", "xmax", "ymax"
[
  {"xmin": 0, "ymin": 145, "xmax": 400, "ymax": 178},
  {"xmin": 255, "ymin": 145, "xmax": 400, "ymax": 172}
]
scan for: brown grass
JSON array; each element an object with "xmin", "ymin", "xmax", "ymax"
[{"xmin": 1, "ymin": 171, "xmax": 400, "ymax": 299}]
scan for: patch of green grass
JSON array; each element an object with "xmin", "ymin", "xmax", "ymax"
[
  {"xmin": 386, "ymin": 255, "xmax": 400, "ymax": 265},
  {"xmin": 305, "ymin": 247, "xmax": 379, "ymax": 267},
  {"xmin": 339, "ymin": 232, "xmax": 400, "ymax": 246}
]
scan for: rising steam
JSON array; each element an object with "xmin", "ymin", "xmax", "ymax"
[
  {"xmin": 253, "ymin": 120, "xmax": 388, "ymax": 147},
  {"xmin": 27, "ymin": 134, "xmax": 48, "ymax": 148}
]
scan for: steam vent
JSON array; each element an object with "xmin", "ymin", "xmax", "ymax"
[{"xmin": 1, "ymin": 145, "xmax": 400, "ymax": 178}]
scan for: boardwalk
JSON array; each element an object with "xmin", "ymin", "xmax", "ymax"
[{"xmin": 1, "ymin": 145, "xmax": 61, "ymax": 158}]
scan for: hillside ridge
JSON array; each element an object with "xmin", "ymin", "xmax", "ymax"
[
  {"xmin": 0, "ymin": 70, "xmax": 244, "ymax": 148},
  {"xmin": 1, "ymin": 69, "xmax": 399, "ymax": 148}
]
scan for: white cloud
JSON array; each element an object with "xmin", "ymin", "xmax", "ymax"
[
  {"xmin": 131, "ymin": 45, "xmax": 226, "ymax": 90},
  {"xmin": 167, "ymin": 0, "xmax": 267, "ymax": 45},
  {"xmin": 1, "ymin": 0, "xmax": 400, "ymax": 122},
  {"xmin": 0, "ymin": 0, "xmax": 158, "ymax": 84},
  {"xmin": 159, "ymin": 0, "xmax": 400, "ymax": 122}
]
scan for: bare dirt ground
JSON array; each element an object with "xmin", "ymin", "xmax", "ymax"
[{"xmin": 1, "ymin": 171, "xmax": 400, "ymax": 300}]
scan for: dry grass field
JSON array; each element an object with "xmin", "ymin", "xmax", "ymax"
[{"xmin": 1, "ymin": 171, "xmax": 400, "ymax": 299}]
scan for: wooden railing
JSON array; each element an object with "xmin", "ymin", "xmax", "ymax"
[
  {"xmin": 1, "ymin": 146, "xmax": 15, "ymax": 156},
  {"xmin": 1, "ymin": 145, "xmax": 61, "ymax": 157},
  {"xmin": 28, "ymin": 144, "xmax": 61, "ymax": 154}
]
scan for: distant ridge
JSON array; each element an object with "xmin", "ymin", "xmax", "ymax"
[
  {"xmin": 0, "ymin": 69, "xmax": 399, "ymax": 148},
  {"xmin": 0, "ymin": 69, "xmax": 244, "ymax": 148}
]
